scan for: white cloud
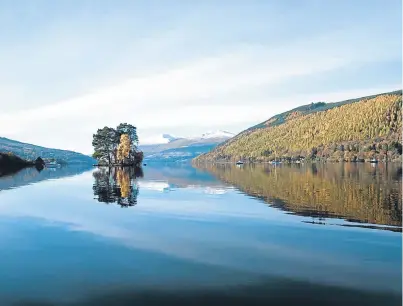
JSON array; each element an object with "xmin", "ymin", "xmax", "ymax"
[{"xmin": 0, "ymin": 3, "xmax": 400, "ymax": 153}]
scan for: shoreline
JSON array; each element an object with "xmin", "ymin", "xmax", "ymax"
[
  {"xmin": 93, "ymin": 164, "xmax": 143, "ymax": 167},
  {"xmin": 192, "ymin": 159, "xmax": 401, "ymax": 165}
]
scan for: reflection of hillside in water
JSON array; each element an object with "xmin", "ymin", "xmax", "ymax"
[
  {"xmin": 0, "ymin": 165, "xmax": 93, "ymax": 192},
  {"xmin": 142, "ymin": 164, "xmax": 228, "ymax": 190},
  {"xmin": 197, "ymin": 163, "xmax": 402, "ymax": 229},
  {"xmin": 93, "ymin": 167, "xmax": 143, "ymax": 207}
]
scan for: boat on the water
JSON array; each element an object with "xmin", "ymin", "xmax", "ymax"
[
  {"xmin": 45, "ymin": 161, "xmax": 60, "ymax": 168},
  {"xmin": 370, "ymin": 158, "xmax": 378, "ymax": 163},
  {"xmin": 236, "ymin": 160, "xmax": 244, "ymax": 165}
]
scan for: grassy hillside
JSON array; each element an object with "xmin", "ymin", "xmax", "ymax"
[
  {"xmin": 0, "ymin": 137, "xmax": 95, "ymax": 164},
  {"xmin": 195, "ymin": 90, "xmax": 402, "ymax": 163}
]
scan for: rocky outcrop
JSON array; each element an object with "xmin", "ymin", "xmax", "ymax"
[{"xmin": 34, "ymin": 157, "xmax": 45, "ymax": 171}]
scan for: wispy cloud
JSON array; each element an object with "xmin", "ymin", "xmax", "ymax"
[{"xmin": 0, "ymin": 1, "xmax": 400, "ymax": 153}]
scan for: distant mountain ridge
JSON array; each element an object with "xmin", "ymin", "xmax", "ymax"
[
  {"xmin": 140, "ymin": 130, "xmax": 234, "ymax": 162},
  {"xmin": 144, "ymin": 144, "xmax": 218, "ymax": 163},
  {"xmin": 0, "ymin": 137, "xmax": 95, "ymax": 164},
  {"xmin": 195, "ymin": 90, "xmax": 402, "ymax": 163}
]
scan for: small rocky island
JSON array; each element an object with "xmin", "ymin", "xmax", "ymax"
[{"xmin": 92, "ymin": 123, "xmax": 143, "ymax": 167}]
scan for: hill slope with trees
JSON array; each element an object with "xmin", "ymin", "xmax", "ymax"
[
  {"xmin": 195, "ymin": 90, "xmax": 402, "ymax": 163},
  {"xmin": 0, "ymin": 137, "xmax": 94, "ymax": 165}
]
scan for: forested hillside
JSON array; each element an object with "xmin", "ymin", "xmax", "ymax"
[
  {"xmin": 0, "ymin": 137, "xmax": 95, "ymax": 164},
  {"xmin": 195, "ymin": 91, "xmax": 402, "ymax": 163},
  {"xmin": 0, "ymin": 152, "xmax": 34, "ymax": 176}
]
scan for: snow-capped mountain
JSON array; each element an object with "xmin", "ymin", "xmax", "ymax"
[
  {"xmin": 139, "ymin": 130, "xmax": 234, "ymax": 161},
  {"xmin": 200, "ymin": 130, "xmax": 235, "ymax": 139}
]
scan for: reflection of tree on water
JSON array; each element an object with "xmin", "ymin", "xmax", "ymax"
[{"xmin": 93, "ymin": 167, "xmax": 143, "ymax": 207}]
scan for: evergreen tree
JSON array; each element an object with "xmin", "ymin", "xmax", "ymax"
[{"xmin": 92, "ymin": 123, "xmax": 142, "ymax": 165}]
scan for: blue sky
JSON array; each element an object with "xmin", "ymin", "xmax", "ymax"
[{"xmin": 0, "ymin": 0, "xmax": 401, "ymax": 153}]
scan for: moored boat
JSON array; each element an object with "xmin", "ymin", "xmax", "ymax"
[{"xmin": 45, "ymin": 161, "xmax": 60, "ymax": 168}]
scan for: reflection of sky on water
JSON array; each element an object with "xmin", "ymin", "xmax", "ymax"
[
  {"xmin": 0, "ymin": 167, "xmax": 401, "ymax": 304},
  {"xmin": 138, "ymin": 180, "xmax": 170, "ymax": 192}
]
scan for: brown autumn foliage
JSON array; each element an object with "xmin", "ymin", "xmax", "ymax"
[
  {"xmin": 196, "ymin": 92, "xmax": 402, "ymax": 162},
  {"xmin": 117, "ymin": 134, "xmax": 131, "ymax": 162}
]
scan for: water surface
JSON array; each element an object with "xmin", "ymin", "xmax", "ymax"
[{"xmin": 0, "ymin": 163, "xmax": 401, "ymax": 306}]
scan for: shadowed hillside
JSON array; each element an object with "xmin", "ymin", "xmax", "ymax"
[{"xmin": 0, "ymin": 152, "xmax": 36, "ymax": 176}]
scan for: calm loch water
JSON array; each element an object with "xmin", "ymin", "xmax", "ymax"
[{"xmin": 0, "ymin": 163, "xmax": 401, "ymax": 306}]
